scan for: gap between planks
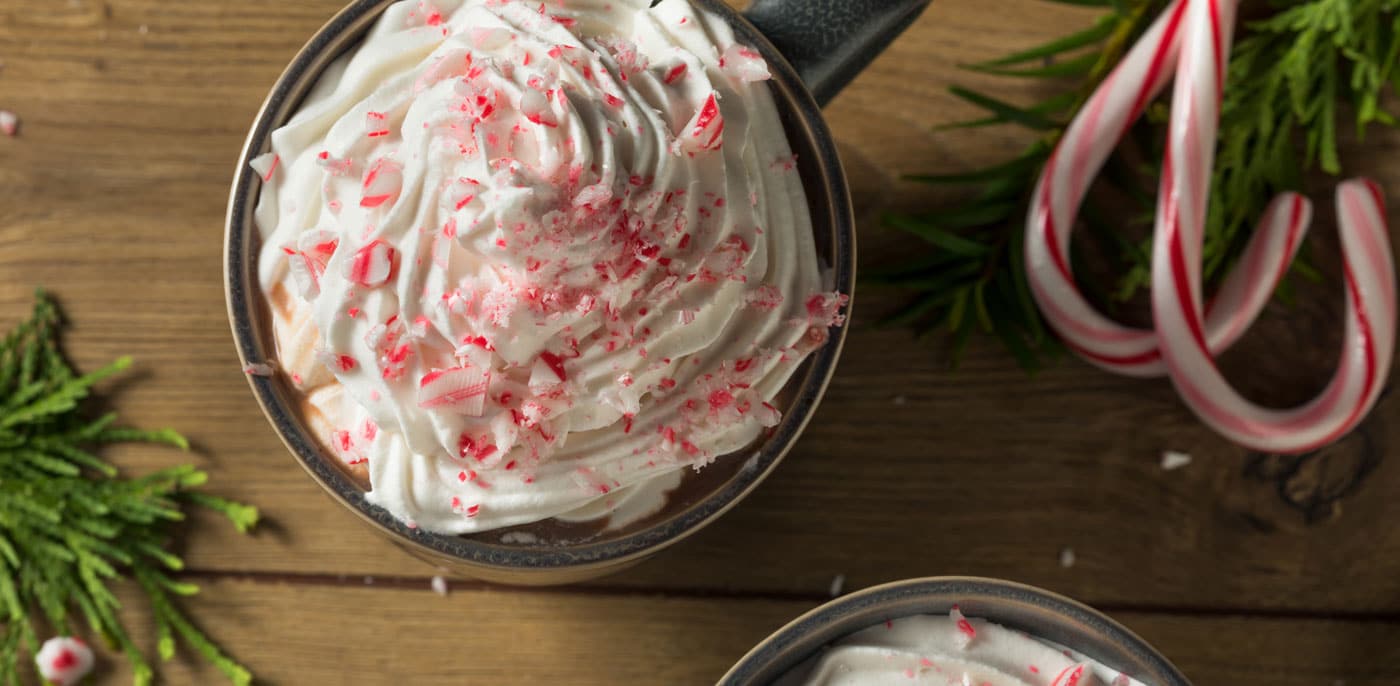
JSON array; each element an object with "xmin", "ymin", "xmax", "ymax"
[{"xmin": 176, "ymin": 568, "xmax": 1400, "ymax": 625}]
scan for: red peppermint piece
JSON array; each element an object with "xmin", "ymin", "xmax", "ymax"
[
  {"xmin": 757, "ymin": 401, "xmax": 781, "ymax": 427},
  {"xmin": 331, "ymin": 429, "xmax": 354, "ymax": 452},
  {"xmin": 450, "ymin": 176, "xmax": 481, "ymax": 211},
  {"xmin": 676, "ymin": 92, "xmax": 724, "ymax": 154},
  {"xmin": 316, "ymin": 349, "xmax": 358, "ymax": 372},
  {"xmin": 743, "ymin": 284, "xmax": 784, "ymax": 310},
  {"xmin": 950, "ymin": 605, "xmax": 976, "ymax": 648},
  {"xmin": 538, "ymin": 351, "xmax": 567, "ymax": 381},
  {"xmin": 360, "ymin": 157, "xmax": 403, "ymax": 208},
  {"xmin": 417, "ymin": 365, "xmax": 491, "ymax": 416},
  {"xmin": 708, "ymin": 389, "xmax": 734, "ymax": 412},
  {"xmin": 663, "ymin": 62, "xmax": 688, "ymax": 85},
  {"xmin": 346, "ymin": 239, "xmax": 397, "ymax": 287},
  {"xmin": 365, "ymin": 110, "xmax": 391, "ymax": 138},
  {"xmin": 299, "ymin": 230, "xmax": 340, "ymax": 260},
  {"xmin": 286, "ymin": 229, "xmax": 339, "ymax": 299},
  {"xmin": 316, "ymin": 150, "xmax": 354, "ymax": 176},
  {"xmin": 461, "ymin": 335, "xmax": 495, "ymax": 351},
  {"xmin": 1051, "ymin": 663, "xmax": 1090, "ymax": 686},
  {"xmin": 457, "ymin": 433, "xmax": 498, "ymax": 461},
  {"xmin": 805, "ymin": 291, "xmax": 850, "ymax": 327},
  {"xmin": 520, "ymin": 88, "xmax": 558, "ymax": 128},
  {"xmin": 455, "ymin": 76, "xmax": 498, "ymax": 121}
]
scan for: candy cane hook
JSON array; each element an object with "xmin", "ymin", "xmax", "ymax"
[
  {"xmin": 1152, "ymin": 0, "xmax": 1396, "ymax": 453},
  {"xmin": 1025, "ymin": 0, "xmax": 1315, "ymax": 379},
  {"xmin": 1024, "ymin": 0, "xmax": 1396, "ymax": 453}
]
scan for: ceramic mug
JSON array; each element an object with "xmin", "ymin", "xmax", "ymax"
[
  {"xmin": 720, "ymin": 577, "xmax": 1192, "ymax": 685},
  {"xmin": 225, "ymin": 0, "xmax": 928, "ymax": 584}
]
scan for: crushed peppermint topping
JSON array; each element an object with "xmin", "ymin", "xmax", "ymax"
[
  {"xmin": 35, "ymin": 637, "xmax": 94, "ymax": 686},
  {"xmin": 950, "ymin": 605, "xmax": 976, "ymax": 649},
  {"xmin": 0, "ymin": 110, "xmax": 18, "ymax": 137},
  {"xmin": 254, "ymin": 0, "xmax": 844, "ymax": 534},
  {"xmin": 242, "ymin": 362, "xmax": 275, "ymax": 377}
]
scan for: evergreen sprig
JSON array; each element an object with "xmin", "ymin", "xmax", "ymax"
[
  {"xmin": 0, "ymin": 291, "xmax": 258, "ymax": 685},
  {"xmin": 878, "ymin": 0, "xmax": 1400, "ymax": 371}
]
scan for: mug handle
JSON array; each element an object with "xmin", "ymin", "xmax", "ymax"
[{"xmin": 742, "ymin": 0, "xmax": 931, "ymax": 106}]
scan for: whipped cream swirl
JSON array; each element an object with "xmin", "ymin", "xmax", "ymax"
[
  {"xmin": 253, "ymin": 0, "xmax": 843, "ymax": 533},
  {"xmin": 783, "ymin": 612, "xmax": 1149, "ymax": 686}
]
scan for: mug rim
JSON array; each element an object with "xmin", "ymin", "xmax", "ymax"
[
  {"xmin": 719, "ymin": 576, "xmax": 1192, "ymax": 685},
  {"xmin": 223, "ymin": 0, "xmax": 856, "ymax": 577}
]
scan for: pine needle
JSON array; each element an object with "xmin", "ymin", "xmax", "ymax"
[
  {"xmin": 878, "ymin": 0, "xmax": 1400, "ymax": 371},
  {"xmin": 0, "ymin": 291, "xmax": 258, "ymax": 685}
]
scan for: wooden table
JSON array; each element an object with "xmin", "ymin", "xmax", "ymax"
[{"xmin": 5, "ymin": 0, "xmax": 1400, "ymax": 683}]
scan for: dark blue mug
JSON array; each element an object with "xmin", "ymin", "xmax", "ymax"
[
  {"xmin": 225, "ymin": 0, "xmax": 929, "ymax": 584},
  {"xmin": 722, "ymin": 577, "xmax": 1191, "ymax": 686}
]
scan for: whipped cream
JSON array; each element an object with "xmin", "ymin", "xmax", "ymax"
[
  {"xmin": 253, "ymin": 0, "xmax": 843, "ymax": 533},
  {"xmin": 783, "ymin": 611, "xmax": 1148, "ymax": 686}
]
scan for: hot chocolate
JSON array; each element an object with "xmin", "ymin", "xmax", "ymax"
[{"xmin": 252, "ymin": 0, "xmax": 844, "ymax": 535}]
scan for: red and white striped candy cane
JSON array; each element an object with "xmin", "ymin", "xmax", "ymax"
[
  {"xmin": 1152, "ymin": 0, "xmax": 1396, "ymax": 453},
  {"xmin": 1025, "ymin": 0, "xmax": 1313, "ymax": 378}
]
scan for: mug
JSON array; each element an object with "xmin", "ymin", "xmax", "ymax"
[
  {"xmin": 225, "ymin": 0, "xmax": 928, "ymax": 584},
  {"xmin": 721, "ymin": 577, "xmax": 1191, "ymax": 685}
]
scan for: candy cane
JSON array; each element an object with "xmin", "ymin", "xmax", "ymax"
[
  {"xmin": 1026, "ymin": 0, "xmax": 1396, "ymax": 453},
  {"xmin": 1025, "ymin": 0, "xmax": 1312, "ymax": 378},
  {"xmin": 1151, "ymin": 0, "xmax": 1396, "ymax": 453}
]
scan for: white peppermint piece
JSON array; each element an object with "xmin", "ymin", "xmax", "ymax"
[
  {"xmin": 248, "ymin": 151, "xmax": 278, "ymax": 181},
  {"xmin": 0, "ymin": 110, "xmax": 18, "ymax": 136},
  {"xmin": 1160, "ymin": 450, "xmax": 1192, "ymax": 470},
  {"xmin": 35, "ymin": 637, "xmax": 94, "ymax": 686},
  {"xmin": 720, "ymin": 43, "xmax": 770, "ymax": 83},
  {"xmin": 675, "ymin": 92, "xmax": 723, "ymax": 155}
]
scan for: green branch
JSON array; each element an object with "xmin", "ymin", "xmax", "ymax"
[
  {"xmin": 0, "ymin": 290, "xmax": 258, "ymax": 685},
  {"xmin": 879, "ymin": 0, "xmax": 1400, "ymax": 371}
]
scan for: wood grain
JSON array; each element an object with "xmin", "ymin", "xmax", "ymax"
[
  {"xmin": 4, "ymin": 0, "xmax": 1400, "ymax": 681},
  {"xmin": 90, "ymin": 578, "xmax": 1400, "ymax": 685}
]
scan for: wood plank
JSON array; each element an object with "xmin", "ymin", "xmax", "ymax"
[
  {"xmin": 4, "ymin": 0, "xmax": 1400, "ymax": 615},
  {"xmin": 95, "ymin": 578, "xmax": 805, "ymax": 685},
  {"xmin": 1125, "ymin": 610, "xmax": 1400, "ymax": 685},
  {"xmin": 69, "ymin": 578, "xmax": 1400, "ymax": 684}
]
